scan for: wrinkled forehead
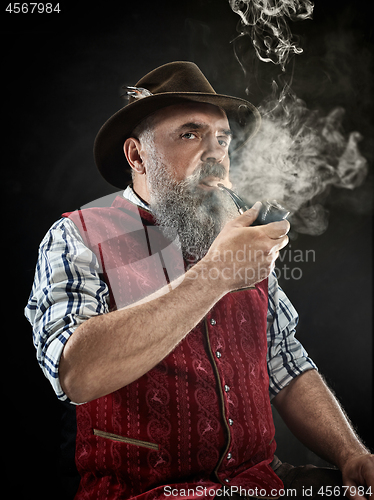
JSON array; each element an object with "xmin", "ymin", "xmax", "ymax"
[{"xmin": 151, "ymin": 102, "xmax": 230, "ymax": 131}]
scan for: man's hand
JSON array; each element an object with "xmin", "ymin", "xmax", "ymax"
[
  {"xmin": 341, "ymin": 453, "xmax": 374, "ymax": 499},
  {"xmin": 202, "ymin": 202, "xmax": 290, "ymax": 291},
  {"xmin": 273, "ymin": 370, "xmax": 373, "ymax": 500}
]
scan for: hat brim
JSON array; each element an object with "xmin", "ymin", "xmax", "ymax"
[{"xmin": 94, "ymin": 91, "xmax": 261, "ymax": 189}]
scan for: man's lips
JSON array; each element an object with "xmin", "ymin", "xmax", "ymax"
[{"xmin": 199, "ymin": 177, "xmax": 223, "ymax": 190}]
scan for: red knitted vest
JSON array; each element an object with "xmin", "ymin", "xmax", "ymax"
[{"xmin": 64, "ymin": 196, "xmax": 283, "ymax": 499}]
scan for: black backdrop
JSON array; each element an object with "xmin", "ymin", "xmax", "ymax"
[{"xmin": 3, "ymin": 1, "xmax": 373, "ymax": 497}]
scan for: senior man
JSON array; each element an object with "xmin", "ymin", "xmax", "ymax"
[{"xmin": 25, "ymin": 62, "xmax": 373, "ymax": 499}]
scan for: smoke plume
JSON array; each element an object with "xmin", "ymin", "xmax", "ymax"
[
  {"xmin": 230, "ymin": 85, "xmax": 368, "ymax": 235},
  {"xmin": 228, "ymin": 0, "xmax": 370, "ymax": 235},
  {"xmin": 229, "ymin": 0, "xmax": 314, "ymax": 71}
]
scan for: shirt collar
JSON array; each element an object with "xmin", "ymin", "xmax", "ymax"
[{"xmin": 122, "ymin": 185, "xmax": 151, "ymax": 212}]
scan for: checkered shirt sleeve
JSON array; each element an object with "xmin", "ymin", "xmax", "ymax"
[
  {"xmin": 267, "ymin": 271, "xmax": 317, "ymax": 399},
  {"xmin": 24, "ymin": 217, "xmax": 110, "ymax": 402}
]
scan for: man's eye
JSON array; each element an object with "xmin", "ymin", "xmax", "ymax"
[
  {"xmin": 182, "ymin": 133, "xmax": 197, "ymax": 140},
  {"xmin": 218, "ymin": 138, "xmax": 229, "ymax": 147}
]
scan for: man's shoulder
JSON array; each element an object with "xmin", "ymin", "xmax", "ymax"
[
  {"xmin": 61, "ymin": 197, "xmax": 152, "ymax": 248},
  {"xmin": 62, "ymin": 204, "xmax": 116, "ymax": 226}
]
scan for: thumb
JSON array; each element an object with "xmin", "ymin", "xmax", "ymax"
[{"xmin": 232, "ymin": 201, "xmax": 262, "ymax": 227}]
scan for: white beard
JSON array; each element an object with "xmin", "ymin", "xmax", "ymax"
[{"xmin": 145, "ymin": 151, "xmax": 238, "ymax": 263}]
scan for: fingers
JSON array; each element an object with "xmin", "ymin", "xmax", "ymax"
[
  {"xmin": 271, "ymin": 233, "xmax": 289, "ymax": 253},
  {"xmin": 227, "ymin": 202, "xmax": 290, "ymax": 255},
  {"xmin": 232, "ymin": 203, "xmax": 290, "ymax": 239},
  {"xmin": 209, "ymin": 201, "xmax": 291, "ymax": 290},
  {"xmin": 263, "ymin": 219, "xmax": 290, "ymax": 239},
  {"xmin": 232, "ymin": 202, "xmax": 262, "ymax": 227}
]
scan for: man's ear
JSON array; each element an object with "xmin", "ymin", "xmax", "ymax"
[{"xmin": 123, "ymin": 137, "xmax": 145, "ymax": 175}]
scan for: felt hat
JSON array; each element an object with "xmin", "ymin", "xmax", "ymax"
[{"xmin": 94, "ymin": 61, "xmax": 261, "ymax": 189}]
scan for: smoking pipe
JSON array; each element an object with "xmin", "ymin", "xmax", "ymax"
[{"xmin": 217, "ymin": 184, "xmax": 290, "ymax": 225}]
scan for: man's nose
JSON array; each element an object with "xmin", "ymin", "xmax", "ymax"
[{"xmin": 201, "ymin": 137, "xmax": 227, "ymax": 164}]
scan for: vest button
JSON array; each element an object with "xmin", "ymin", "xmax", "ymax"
[
  {"xmin": 210, "ymin": 318, "xmax": 216, "ymax": 325},
  {"xmin": 224, "ymin": 385, "xmax": 230, "ymax": 392},
  {"xmin": 224, "ymin": 478, "xmax": 230, "ymax": 483},
  {"xmin": 228, "ymin": 418, "xmax": 234, "ymax": 426},
  {"xmin": 216, "ymin": 351, "xmax": 222, "ymax": 358},
  {"xmin": 227, "ymin": 452, "xmax": 232, "ymax": 460}
]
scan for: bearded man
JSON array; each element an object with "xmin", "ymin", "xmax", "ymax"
[{"xmin": 25, "ymin": 62, "xmax": 373, "ymax": 500}]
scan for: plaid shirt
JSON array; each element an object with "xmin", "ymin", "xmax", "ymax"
[{"xmin": 24, "ymin": 187, "xmax": 316, "ymax": 403}]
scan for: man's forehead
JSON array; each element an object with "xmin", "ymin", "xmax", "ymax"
[{"xmin": 152, "ymin": 102, "xmax": 230, "ymax": 129}]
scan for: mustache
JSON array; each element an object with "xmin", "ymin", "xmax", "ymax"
[{"xmin": 181, "ymin": 162, "xmax": 227, "ymax": 188}]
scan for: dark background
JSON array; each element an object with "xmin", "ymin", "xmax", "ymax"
[{"xmin": 3, "ymin": 0, "xmax": 373, "ymax": 497}]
